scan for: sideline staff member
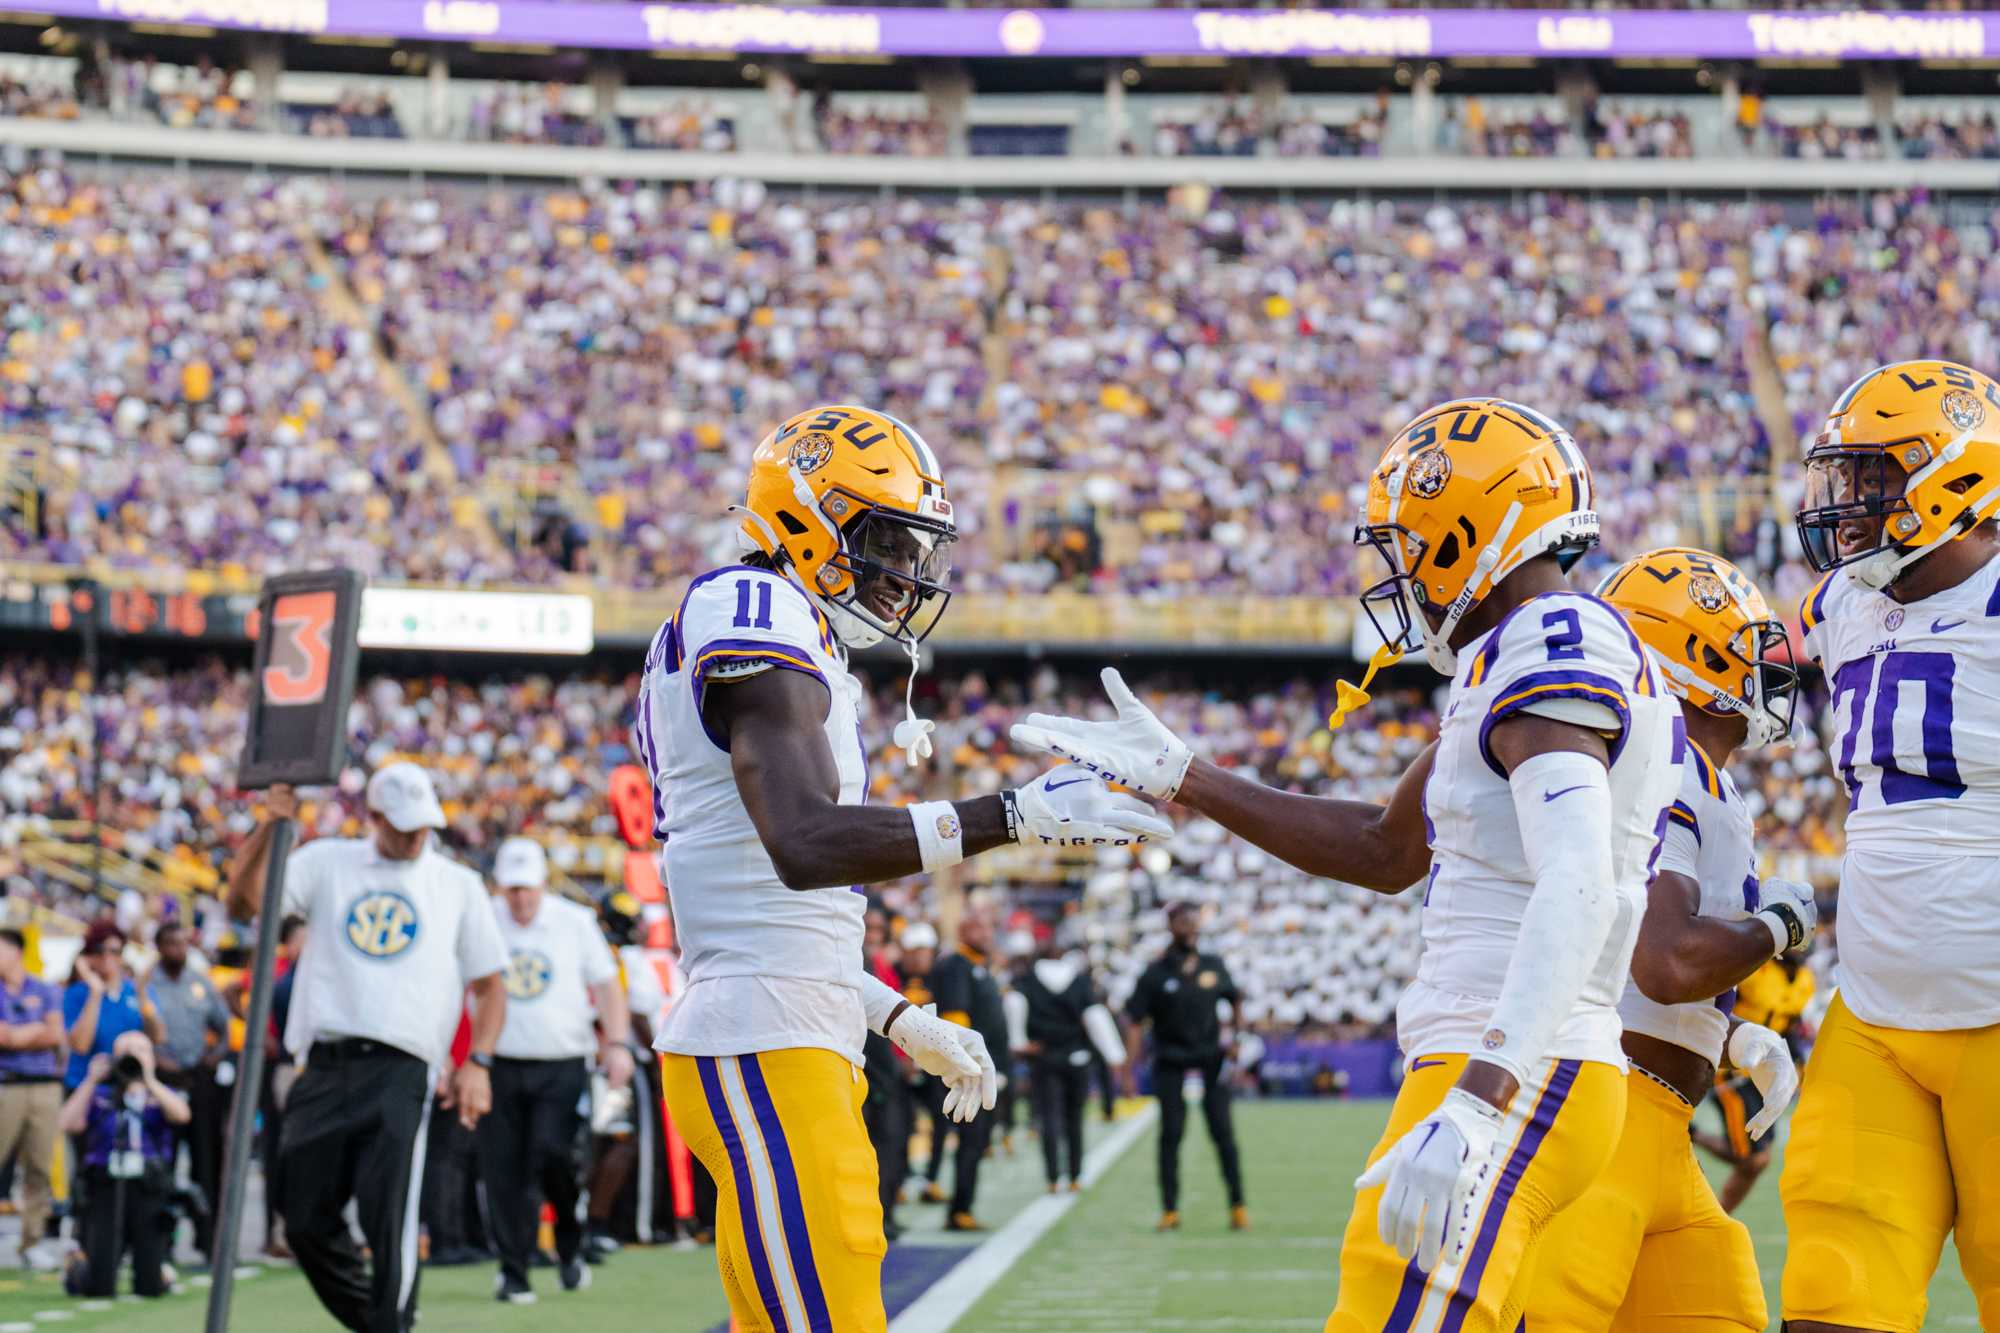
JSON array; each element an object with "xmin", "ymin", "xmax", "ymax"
[
  {"xmin": 229, "ymin": 764, "xmax": 507, "ymax": 1333},
  {"xmin": 929, "ymin": 911, "xmax": 1011, "ymax": 1232},
  {"xmin": 1124, "ymin": 902, "xmax": 1248, "ymax": 1233},
  {"xmin": 482, "ymin": 837, "xmax": 634, "ymax": 1305}
]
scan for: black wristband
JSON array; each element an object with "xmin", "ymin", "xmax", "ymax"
[
  {"xmin": 1760, "ymin": 902, "xmax": 1807, "ymax": 954},
  {"xmin": 1000, "ymin": 789, "xmax": 1022, "ymax": 843},
  {"xmin": 882, "ymin": 1000, "xmax": 911, "ymax": 1038},
  {"xmin": 467, "ymin": 1051, "xmax": 494, "ymax": 1070}
]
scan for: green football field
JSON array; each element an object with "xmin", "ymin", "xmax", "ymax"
[{"xmin": 0, "ymin": 1099, "xmax": 1975, "ymax": 1332}]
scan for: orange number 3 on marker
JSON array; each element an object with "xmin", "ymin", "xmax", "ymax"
[{"xmin": 264, "ymin": 591, "xmax": 336, "ymax": 706}]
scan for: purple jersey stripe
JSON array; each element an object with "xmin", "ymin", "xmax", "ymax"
[
  {"xmin": 738, "ymin": 1054, "xmax": 834, "ymax": 1331},
  {"xmin": 696, "ymin": 1056, "xmax": 789, "ymax": 1329}
]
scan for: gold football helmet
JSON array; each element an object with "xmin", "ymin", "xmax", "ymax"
[
  {"xmin": 1797, "ymin": 360, "xmax": 2000, "ymax": 590},
  {"xmin": 1355, "ymin": 397, "xmax": 1598, "ymax": 674},
  {"xmin": 1597, "ymin": 547, "xmax": 1796, "ymax": 747},
  {"xmin": 737, "ymin": 404, "xmax": 955, "ymax": 649}
]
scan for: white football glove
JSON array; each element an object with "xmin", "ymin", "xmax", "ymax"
[
  {"xmin": 1754, "ymin": 878, "xmax": 1817, "ymax": 956},
  {"xmin": 887, "ymin": 1003, "xmax": 998, "ymax": 1124},
  {"xmin": 1010, "ymin": 667, "xmax": 1194, "ymax": 801},
  {"xmin": 1007, "ymin": 764, "xmax": 1175, "ymax": 848},
  {"xmin": 1727, "ymin": 1021, "xmax": 1798, "ymax": 1140},
  {"xmin": 1355, "ymin": 1088, "xmax": 1504, "ymax": 1273}
]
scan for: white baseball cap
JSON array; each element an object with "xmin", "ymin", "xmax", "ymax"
[
  {"xmin": 365, "ymin": 762, "xmax": 447, "ymax": 833},
  {"xmin": 899, "ymin": 922, "xmax": 939, "ymax": 952},
  {"xmin": 493, "ymin": 837, "xmax": 548, "ymax": 890}
]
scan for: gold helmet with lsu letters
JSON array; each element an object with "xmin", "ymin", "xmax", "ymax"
[
  {"xmin": 1797, "ymin": 359, "xmax": 2000, "ymax": 591},
  {"xmin": 1354, "ymin": 397, "xmax": 1598, "ymax": 675},
  {"xmin": 736, "ymin": 404, "xmax": 956, "ymax": 650},
  {"xmin": 1596, "ymin": 547, "xmax": 1797, "ymax": 747}
]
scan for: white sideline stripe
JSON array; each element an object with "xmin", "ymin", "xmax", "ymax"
[{"xmin": 889, "ymin": 1103, "xmax": 1158, "ymax": 1333}]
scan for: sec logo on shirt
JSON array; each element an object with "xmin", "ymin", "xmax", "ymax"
[
  {"xmin": 345, "ymin": 891, "xmax": 420, "ymax": 959},
  {"xmin": 504, "ymin": 950, "xmax": 553, "ymax": 1001}
]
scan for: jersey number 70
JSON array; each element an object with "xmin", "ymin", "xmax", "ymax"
[{"xmin": 1830, "ymin": 650, "xmax": 1964, "ymax": 808}]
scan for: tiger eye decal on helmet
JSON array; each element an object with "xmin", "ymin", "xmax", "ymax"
[
  {"xmin": 1597, "ymin": 547, "xmax": 1797, "ymax": 748},
  {"xmin": 1797, "ymin": 359, "xmax": 2000, "ymax": 591},
  {"xmin": 1352, "ymin": 397, "xmax": 1598, "ymax": 674},
  {"xmin": 738, "ymin": 404, "xmax": 956, "ymax": 650}
]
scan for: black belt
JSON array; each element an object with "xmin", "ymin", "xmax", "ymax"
[
  {"xmin": 0, "ymin": 1073, "xmax": 59, "ymax": 1086},
  {"xmin": 310, "ymin": 1037, "xmax": 422, "ymax": 1064}
]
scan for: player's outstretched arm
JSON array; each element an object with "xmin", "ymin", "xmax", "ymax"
[
  {"xmin": 718, "ymin": 668, "xmax": 1169, "ymax": 891},
  {"xmin": 1630, "ymin": 872, "xmax": 1817, "ymax": 1006},
  {"xmin": 1011, "ymin": 668, "xmax": 1434, "ymax": 892},
  {"xmin": 1175, "ymin": 744, "xmax": 1435, "ymax": 893}
]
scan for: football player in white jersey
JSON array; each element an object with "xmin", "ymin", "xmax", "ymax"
[
  {"xmin": 1524, "ymin": 546, "xmax": 1817, "ymax": 1330},
  {"xmin": 633, "ymin": 404, "xmax": 1170, "ymax": 1333},
  {"xmin": 1011, "ymin": 398, "xmax": 1683, "ymax": 1332},
  {"xmin": 1784, "ymin": 360, "xmax": 2000, "ymax": 1333}
]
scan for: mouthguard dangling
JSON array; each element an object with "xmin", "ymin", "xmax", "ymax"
[
  {"xmin": 1328, "ymin": 643, "xmax": 1405, "ymax": 731},
  {"xmin": 892, "ymin": 637, "xmax": 935, "ymax": 766}
]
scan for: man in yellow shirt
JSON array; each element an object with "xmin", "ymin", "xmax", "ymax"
[{"xmin": 1695, "ymin": 953, "xmax": 1817, "ymax": 1212}]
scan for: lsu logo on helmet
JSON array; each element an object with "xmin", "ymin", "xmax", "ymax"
[
  {"xmin": 345, "ymin": 891, "xmax": 419, "ymax": 959},
  {"xmin": 1797, "ymin": 359, "xmax": 2000, "ymax": 590},
  {"xmin": 1598, "ymin": 547, "xmax": 1797, "ymax": 747}
]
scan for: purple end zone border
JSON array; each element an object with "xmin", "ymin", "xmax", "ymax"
[{"xmin": 42, "ymin": 1, "xmax": 2000, "ymax": 62}]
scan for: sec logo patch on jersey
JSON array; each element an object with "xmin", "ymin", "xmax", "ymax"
[
  {"xmin": 504, "ymin": 949, "xmax": 554, "ymax": 1001},
  {"xmin": 345, "ymin": 891, "xmax": 420, "ymax": 959}
]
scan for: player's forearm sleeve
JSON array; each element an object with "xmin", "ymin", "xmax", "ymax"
[
  {"xmin": 861, "ymin": 971, "xmax": 906, "ymax": 1035},
  {"xmin": 1481, "ymin": 750, "xmax": 1619, "ymax": 1085}
]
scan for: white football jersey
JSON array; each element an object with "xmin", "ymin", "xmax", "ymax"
[
  {"xmin": 1617, "ymin": 740, "xmax": 1758, "ymax": 1067},
  {"xmin": 633, "ymin": 564, "xmax": 873, "ymax": 1065},
  {"xmin": 1400, "ymin": 590, "xmax": 1684, "ymax": 1070},
  {"xmin": 1800, "ymin": 553, "xmax": 2000, "ymax": 1030}
]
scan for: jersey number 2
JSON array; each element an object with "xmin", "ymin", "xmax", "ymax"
[
  {"xmin": 733, "ymin": 579, "xmax": 774, "ymax": 631},
  {"xmin": 1542, "ymin": 608, "xmax": 1584, "ymax": 661},
  {"xmin": 1830, "ymin": 650, "xmax": 1963, "ymax": 808}
]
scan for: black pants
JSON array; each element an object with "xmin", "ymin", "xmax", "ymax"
[
  {"xmin": 1154, "ymin": 1057, "xmax": 1244, "ymax": 1213},
  {"xmin": 1032, "ymin": 1057, "xmax": 1090, "ymax": 1186},
  {"xmin": 861, "ymin": 1063, "xmax": 910, "ymax": 1220},
  {"xmin": 948, "ymin": 1103, "xmax": 994, "ymax": 1217},
  {"xmin": 162, "ymin": 1064, "xmax": 227, "ymax": 1256},
  {"xmin": 476, "ymin": 1056, "xmax": 587, "ymax": 1285},
  {"xmin": 280, "ymin": 1041, "xmax": 432, "ymax": 1333},
  {"xmin": 920, "ymin": 1080, "xmax": 949, "ymax": 1184},
  {"xmin": 420, "ymin": 1106, "xmax": 482, "ymax": 1255},
  {"xmin": 77, "ymin": 1168, "xmax": 170, "ymax": 1297}
]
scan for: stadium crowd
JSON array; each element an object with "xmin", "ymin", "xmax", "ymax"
[
  {"xmin": 0, "ymin": 653, "xmax": 1848, "ymax": 1041},
  {"xmin": 16, "ymin": 168, "xmax": 1994, "ymax": 606}
]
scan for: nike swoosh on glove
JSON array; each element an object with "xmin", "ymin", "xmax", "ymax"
[
  {"xmin": 1355, "ymin": 1087, "xmax": 1504, "ymax": 1273},
  {"xmin": 1010, "ymin": 764, "xmax": 1175, "ymax": 848},
  {"xmin": 1010, "ymin": 667, "xmax": 1194, "ymax": 800},
  {"xmin": 888, "ymin": 1004, "xmax": 998, "ymax": 1123},
  {"xmin": 1728, "ymin": 1021, "xmax": 1798, "ymax": 1139}
]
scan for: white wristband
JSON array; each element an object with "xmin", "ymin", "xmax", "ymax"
[{"xmin": 911, "ymin": 800, "xmax": 966, "ymax": 873}]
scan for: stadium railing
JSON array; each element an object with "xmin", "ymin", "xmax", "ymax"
[{"xmin": 7, "ymin": 114, "xmax": 2000, "ymax": 191}]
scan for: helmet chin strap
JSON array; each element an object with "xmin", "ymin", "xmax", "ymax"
[
  {"xmin": 1652, "ymin": 655, "xmax": 1784, "ymax": 749},
  {"xmin": 1850, "ymin": 429, "xmax": 1987, "ymax": 590}
]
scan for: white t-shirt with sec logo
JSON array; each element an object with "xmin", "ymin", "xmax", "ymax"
[
  {"xmin": 282, "ymin": 837, "xmax": 508, "ymax": 1070},
  {"xmin": 492, "ymin": 895, "xmax": 618, "ymax": 1060}
]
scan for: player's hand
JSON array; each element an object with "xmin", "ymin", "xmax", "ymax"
[
  {"xmin": 1006, "ymin": 765, "xmax": 1174, "ymax": 848},
  {"xmin": 601, "ymin": 1043, "xmax": 636, "ymax": 1092},
  {"xmin": 1011, "ymin": 668, "xmax": 1194, "ymax": 801},
  {"xmin": 1755, "ymin": 878, "xmax": 1817, "ymax": 955},
  {"xmin": 1355, "ymin": 1088, "xmax": 1504, "ymax": 1273},
  {"xmin": 1728, "ymin": 1022, "xmax": 1798, "ymax": 1138},
  {"xmin": 887, "ymin": 1004, "xmax": 997, "ymax": 1123}
]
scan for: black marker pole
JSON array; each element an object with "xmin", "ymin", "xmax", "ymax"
[{"xmin": 204, "ymin": 818, "xmax": 293, "ymax": 1333}]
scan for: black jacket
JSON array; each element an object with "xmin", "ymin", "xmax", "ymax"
[{"xmin": 1125, "ymin": 945, "xmax": 1238, "ymax": 1066}]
